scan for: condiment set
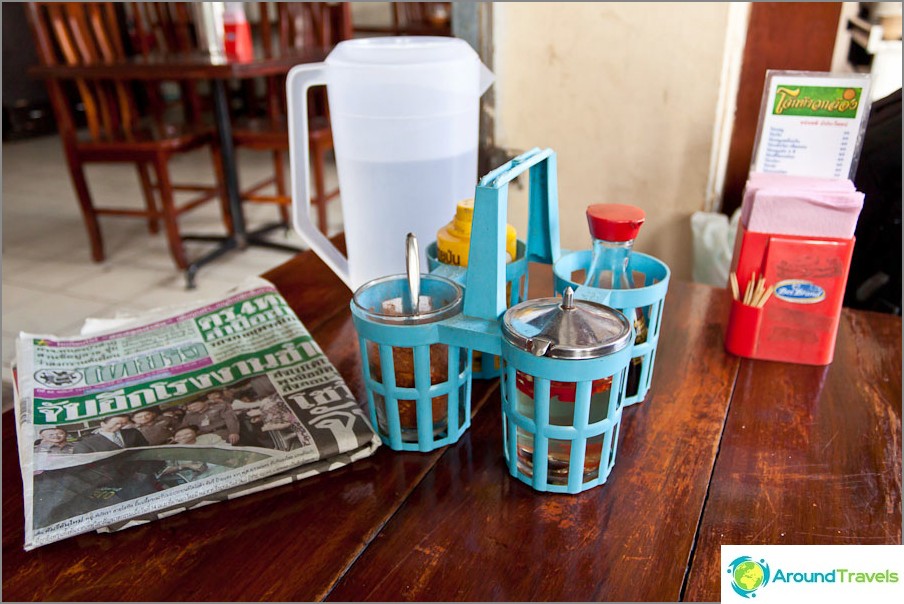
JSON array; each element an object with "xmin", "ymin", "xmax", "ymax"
[{"xmin": 350, "ymin": 148, "xmax": 670, "ymax": 493}]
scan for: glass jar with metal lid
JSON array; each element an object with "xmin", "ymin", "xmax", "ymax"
[
  {"xmin": 499, "ymin": 287, "xmax": 633, "ymax": 494},
  {"xmin": 351, "ymin": 234, "xmax": 473, "ymax": 452}
]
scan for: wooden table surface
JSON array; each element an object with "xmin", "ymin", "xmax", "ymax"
[
  {"xmin": 3, "ymin": 243, "xmax": 900, "ymax": 601},
  {"xmin": 27, "ymin": 48, "xmax": 328, "ymax": 81}
]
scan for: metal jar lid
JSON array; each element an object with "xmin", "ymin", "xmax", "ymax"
[
  {"xmin": 352, "ymin": 273, "xmax": 463, "ymax": 325},
  {"xmin": 501, "ymin": 287, "xmax": 632, "ymax": 359},
  {"xmin": 352, "ymin": 233, "xmax": 463, "ymax": 325}
]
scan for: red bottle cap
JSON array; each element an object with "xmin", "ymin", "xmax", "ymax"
[{"xmin": 586, "ymin": 204, "xmax": 646, "ymax": 242}]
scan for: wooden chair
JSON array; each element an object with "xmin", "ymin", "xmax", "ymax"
[
  {"xmin": 123, "ymin": 2, "xmax": 204, "ymax": 122},
  {"xmin": 26, "ymin": 2, "xmax": 229, "ymax": 270},
  {"xmin": 392, "ymin": 2, "xmax": 452, "ymax": 36},
  {"xmin": 231, "ymin": 2, "xmax": 350, "ymax": 235}
]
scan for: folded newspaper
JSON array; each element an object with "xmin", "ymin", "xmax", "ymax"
[{"xmin": 13, "ymin": 277, "xmax": 380, "ymax": 550}]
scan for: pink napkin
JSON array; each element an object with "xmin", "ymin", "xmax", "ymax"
[
  {"xmin": 745, "ymin": 173, "xmax": 856, "ymax": 191},
  {"xmin": 740, "ymin": 173, "xmax": 862, "ymax": 239}
]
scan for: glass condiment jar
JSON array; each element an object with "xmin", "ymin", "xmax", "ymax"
[
  {"xmin": 583, "ymin": 203, "xmax": 648, "ymax": 397},
  {"xmin": 501, "ymin": 287, "xmax": 632, "ymax": 488},
  {"xmin": 352, "ymin": 235, "xmax": 469, "ymax": 449}
]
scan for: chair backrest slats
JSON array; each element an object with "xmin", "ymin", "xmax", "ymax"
[
  {"xmin": 25, "ymin": 3, "xmax": 77, "ymax": 136},
  {"xmin": 46, "ymin": 3, "xmax": 104, "ymax": 138},
  {"xmin": 27, "ymin": 2, "xmax": 138, "ymax": 141},
  {"xmin": 129, "ymin": 3, "xmax": 152, "ymax": 55},
  {"xmin": 84, "ymin": 3, "xmax": 130, "ymax": 132},
  {"xmin": 88, "ymin": 4, "xmax": 115, "ymax": 61},
  {"xmin": 259, "ymin": 3, "xmax": 274, "ymax": 59},
  {"xmin": 151, "ymin": 3, "xmax": 177, "ymax": 50},
  {"xmin": 103, "ymin": 3, "xmax": 125, "ymax": 56},
  {"xmin": 258, "ymin": 3, "xmax": 351, "ymax": 118},
  {"xmin": 171, "ymin": 3, "xmax": 194, "ymax": 51},
  {"xmin": 393, "ymin": 2, "xmax": 452, "ymax": 36},
  {"xmin": 47, "ymin": 4, "xmax": 79, "ymax": 64},
  {"xmin": 66, "ymin": 4, "xmax": 101, "ymax": 63},
  {"xmin": 127, "ymin": 2, "xmax": 200, "ymax": 121}
]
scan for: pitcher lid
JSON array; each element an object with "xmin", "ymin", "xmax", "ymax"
[
  {"xmin": 327, "ymin": 36, "xmax": 479, "ymax": 67},
  {"xmin": 501, "ymin": 288, "xmax": 631, "ymax": 359}
]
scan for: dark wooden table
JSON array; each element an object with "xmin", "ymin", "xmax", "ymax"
[
  {"xmin": 28, "ymin": 49, "xmax": 326, "ymax": 82},
  {"xmin": 29, "ymin": 48, "xmax": 327, "ymax": 288},
  {"xmin": 3, "ymin": 243, "xmax": 900, "ymax": 601}
]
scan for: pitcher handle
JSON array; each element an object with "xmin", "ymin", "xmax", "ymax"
[{"xmin": 287, "ymin": 63, "xmax": 352, "ymax": 289}]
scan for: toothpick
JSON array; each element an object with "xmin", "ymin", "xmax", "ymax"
[
  {"xmin": 756, "ymin": 285, "xmax": 774, "ymax": 308},
  {"xmin": 753, "ymin": 277, "xmax": 766, "ymax": 308},
  {"xmin": 751, "ymin": 285, "xmax": 762, "ymax": 308},
  {"xmin": 743, "ymin": 278, "xmax": 753, "ymax": 305},
  {"xmin": 749, "ymin": 272, "xmax": 759, "ymax": 305},
  {"xmin": 730, "ymin": 272, "xmax": 739, "ymax": 301}
]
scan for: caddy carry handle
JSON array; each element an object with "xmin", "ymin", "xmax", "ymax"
[{"xmin": 464, "ymin": 147, "xmax": 561, "ymax": 322}]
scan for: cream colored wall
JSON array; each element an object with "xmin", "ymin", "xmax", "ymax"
[{"xmin": 494, "ymin": 2, "xmax": 734, "ymax": 280}]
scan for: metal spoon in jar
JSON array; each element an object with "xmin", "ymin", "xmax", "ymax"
[{"xmin": 403, "ymin": 232, "xmax": 420, "ymax": 316}]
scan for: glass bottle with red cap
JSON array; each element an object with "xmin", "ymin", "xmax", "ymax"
[{"xmin": 583, "ymin": 203, "xmax": 648, "ymax": 396}]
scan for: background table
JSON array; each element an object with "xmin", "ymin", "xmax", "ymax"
[
  {"xmin": 29, "ymin": 49, "xmax": 327, "ymax": 288},
  {"xmin": 3, "ymin": 239, "xmax": 900, "ymax": 601}
]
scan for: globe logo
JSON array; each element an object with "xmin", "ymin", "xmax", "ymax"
[{"xmin": 727, "ymin": 556, "xmax": 771, "ymax": 598}]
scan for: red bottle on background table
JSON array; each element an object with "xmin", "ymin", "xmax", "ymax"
[{"xmin": 223, "ymin": 2, "xmax": 253, "ymax": 61}]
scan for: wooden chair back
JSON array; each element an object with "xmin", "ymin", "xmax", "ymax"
[
  {"xmin": 392, "ymin": 2, "xmax": 452, "ymax": 36},
  {"xmin": 124, "ymin": 2, "xmax": 202, "ymax": 120},
  {"xmin": 258, "ymin": 2, "xmax": 352, "ymax": 118},
  {"xmin": 267, "ymin": 2, "xmax": 352, "ymax": 55},
  {"xmin": 127, "ymin": 2, "xmax": 196, "ymax": 55},
  {"xmin": 26, "ymin": 2, "xmax": 139, "ymax": 141}
]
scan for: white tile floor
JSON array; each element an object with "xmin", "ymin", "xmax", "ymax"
[{"xmin": 1, "ymin": 134, "xmax": 343, "ymax": 392}]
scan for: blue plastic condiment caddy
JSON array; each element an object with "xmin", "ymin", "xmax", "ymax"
[
  {"xmin": 350, "ymin": 148, "xmax": 670, "ymax": 493},
  {"xmin": 426, "ymin": 239, "xmax": 528, "ymax": 380}
]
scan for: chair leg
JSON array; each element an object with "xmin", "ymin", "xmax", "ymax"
[
  {"xmin": 273, "ymin": 150, "xmax": 290, "ymax": 226},
  {"xmin": 63, "ymin": 151, "xmax": 105, "ymax": 262},
  {"xmin": 209, "ymin": 144, "xmax": 233, "ymax": 235},
  {"xmin": 136, "ymin": 163, "xmax": 159, "ymax": 234},
  {"xmin": 153, "ymin": 154, "xmax": 189, "ymax": 270},
  {"xmin": 311, "ymin": 140, "xmax": 328, "ymax": 235}
]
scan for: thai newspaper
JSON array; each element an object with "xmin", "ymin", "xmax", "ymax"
[{"xmin": 13, "ymin": 277, "xmax": 380, "ymax": 550}]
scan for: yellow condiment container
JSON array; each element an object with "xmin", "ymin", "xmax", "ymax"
[
  {"xmin": 436, "ymin": 199, "xmax": 518, "ymax": 376},
  {"xmin": 436, "ymin": 198, "xmax": 518, "ymax": 267}
]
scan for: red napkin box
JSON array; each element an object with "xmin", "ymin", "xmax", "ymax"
[{"xmin": 726, "ymin": 224, "xmax": 855, "ymax": 365}]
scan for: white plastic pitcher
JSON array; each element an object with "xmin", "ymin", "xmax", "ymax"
[{"xmin": 287, "ymin": 37, "xmax": 494, "ymax": 291}]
